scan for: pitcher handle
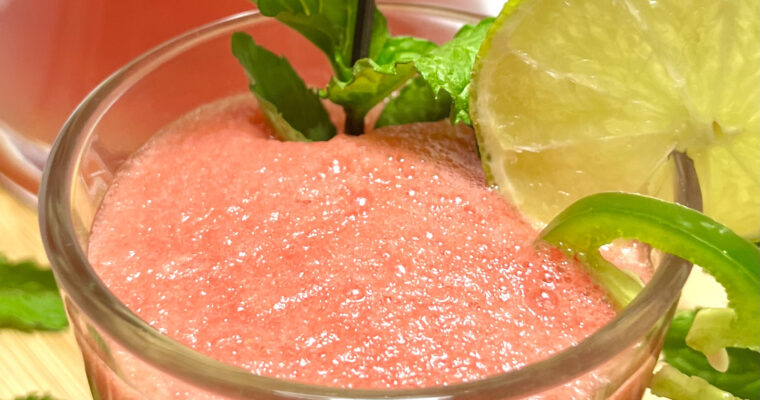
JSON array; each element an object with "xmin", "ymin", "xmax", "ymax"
[{"xmin": 0, "ymin": 120, "xmax": 49, "ymax": 208}]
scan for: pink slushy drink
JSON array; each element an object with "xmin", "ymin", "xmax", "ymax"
[{"xmin": 87, "ymin": 97, "xmax": 650, "ymax": 393}]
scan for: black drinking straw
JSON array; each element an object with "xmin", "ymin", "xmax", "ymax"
[{"xmin": 345, "ymin": 0, "xmax": 375, "ymax": 135}]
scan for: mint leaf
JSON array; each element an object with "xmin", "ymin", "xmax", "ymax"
[
  {"xmin": 650, "ymin": 365, "xmax": 744, "ymax": 400},
  {"xmin": 324, "ymin": 59, "xmax": 417, "ymax": 124},
  {"xmin": 539, "ymin": 192, "xmax": 760, "ymax": 355},
  {"xmin": 253, "ymin": 0, "xmax": 389, "ymax": 81},
  {"xmin": 0, "ymin": 255, "xmax": 67, "ymax": 331},
  {"xmin": 254, "ymin": 0, "xmax": 355, "ymax": 79},
  {"xmin": 376, "ymin": 76, "xmax": 452, "ymax": 128},
  {"xmin": 231, "ymin": 32, "xmax": 336, "ymax": 142},
  {"xmin": 660, "ymin": 310, "xmax": 759, "ymax": 400},
  {"xmin": 373, "ymin": 36, "xmax": 437, "ymax": 67},
  {"xmin": 368, "ymin": 9, "xmax": 390, "ymax": 60},
  {"xmin": 323, "ymin": 37, "xmax": 437, "ymax": 123},
  {"xmin": 415, "ymin": 17, "xmax": 495, "ymax": 125}
]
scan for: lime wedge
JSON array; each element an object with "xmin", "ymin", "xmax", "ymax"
[{"xmin": 471, "ymin": 0, "xmax": 759, "ymax": 239}]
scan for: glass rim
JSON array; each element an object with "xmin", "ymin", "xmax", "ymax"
[{"xmin": 39, "ymin": 4, "xmax": 695, "ymax": 399}]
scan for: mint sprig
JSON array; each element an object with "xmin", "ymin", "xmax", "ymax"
[
  {"xmin": 234, "ymin": 1, "xmax": 493, "ymax": 139},
  {"xmin": 0, "ymin": 255, "xmax": 67, "ymax": 331}
]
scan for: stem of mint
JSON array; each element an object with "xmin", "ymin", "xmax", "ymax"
[{"xmin": 344, "ymin": 0, "xmax": 375, "ymax": 135}]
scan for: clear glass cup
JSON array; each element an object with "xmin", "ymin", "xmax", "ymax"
[{"xmin": 39, "ymin": 5, "xmax": 696, "ymax": 400}]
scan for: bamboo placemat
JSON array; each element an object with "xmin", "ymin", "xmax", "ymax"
[{"xmin": 0, "ymin": 189, "xmax": 91, "ymax": 399}]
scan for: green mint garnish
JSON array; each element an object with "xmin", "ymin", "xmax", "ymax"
[
  {"xmin": 414, "ymin": 17, "xmax": 495, "ymax": 125},
  {"xmin": 539, "ymin": 192, "xmax": 759, "ymax": 400},
  {"xmin": 231, "ymin": 32, "xmax": 336, "ymax": 142},
  {"xmin": 375, "ymin": 76, "xmax": 452, "ymax": 128},
  {"xmin": 234, "ymin": 1, "xmax": 493, "ymax": 139},
  {"xmin": 0, "ymin": 255, "xmax": 67, "ymax": 331},
  {"xmin": 246, "ymin": 0, "xmax": 390, "ymax": 135}
]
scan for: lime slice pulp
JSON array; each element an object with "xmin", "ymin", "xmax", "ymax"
[{"xmin": 471, "ymin": 0, "xmax": 759, "ymax": 239}]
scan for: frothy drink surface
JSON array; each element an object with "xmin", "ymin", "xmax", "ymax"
[{"xmin": 89, "ymin": 99, "xmax": 620, "ymax": 389}]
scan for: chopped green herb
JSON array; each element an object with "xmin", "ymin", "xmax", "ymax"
[
  {"xmin": 660, "ymin": 310, "xmax": 760, "ymax": 400},
  {"xmin": 650, "ymin": 364, "xmax": 744, "ymax": 400},
  {"xmin": 231, "ymin": 32, "xmax": 336, "ymax": 142},
  {"xmin": 415, "ymin": 17, "xmax": 495, "ymax": 125},
  {"xmin": 376, "ymin": 76, "xmax": 452, "ymax": 128},
  {"xmin": 0, "ymin": 255, "xmax": 67, "ymax": 331}
]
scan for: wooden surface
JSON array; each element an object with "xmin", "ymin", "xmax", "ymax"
[
  {"xmin": 0, "ymin": 184, "xmax": 725, "ymax": 400},
  {"xmin": 0, "ymin": 188, "xmax": 92, "ymax": 399}
]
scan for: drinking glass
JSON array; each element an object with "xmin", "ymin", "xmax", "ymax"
[{"xmin": 38, "ymin": 5, "xmax": 696, "ymax": 400}]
